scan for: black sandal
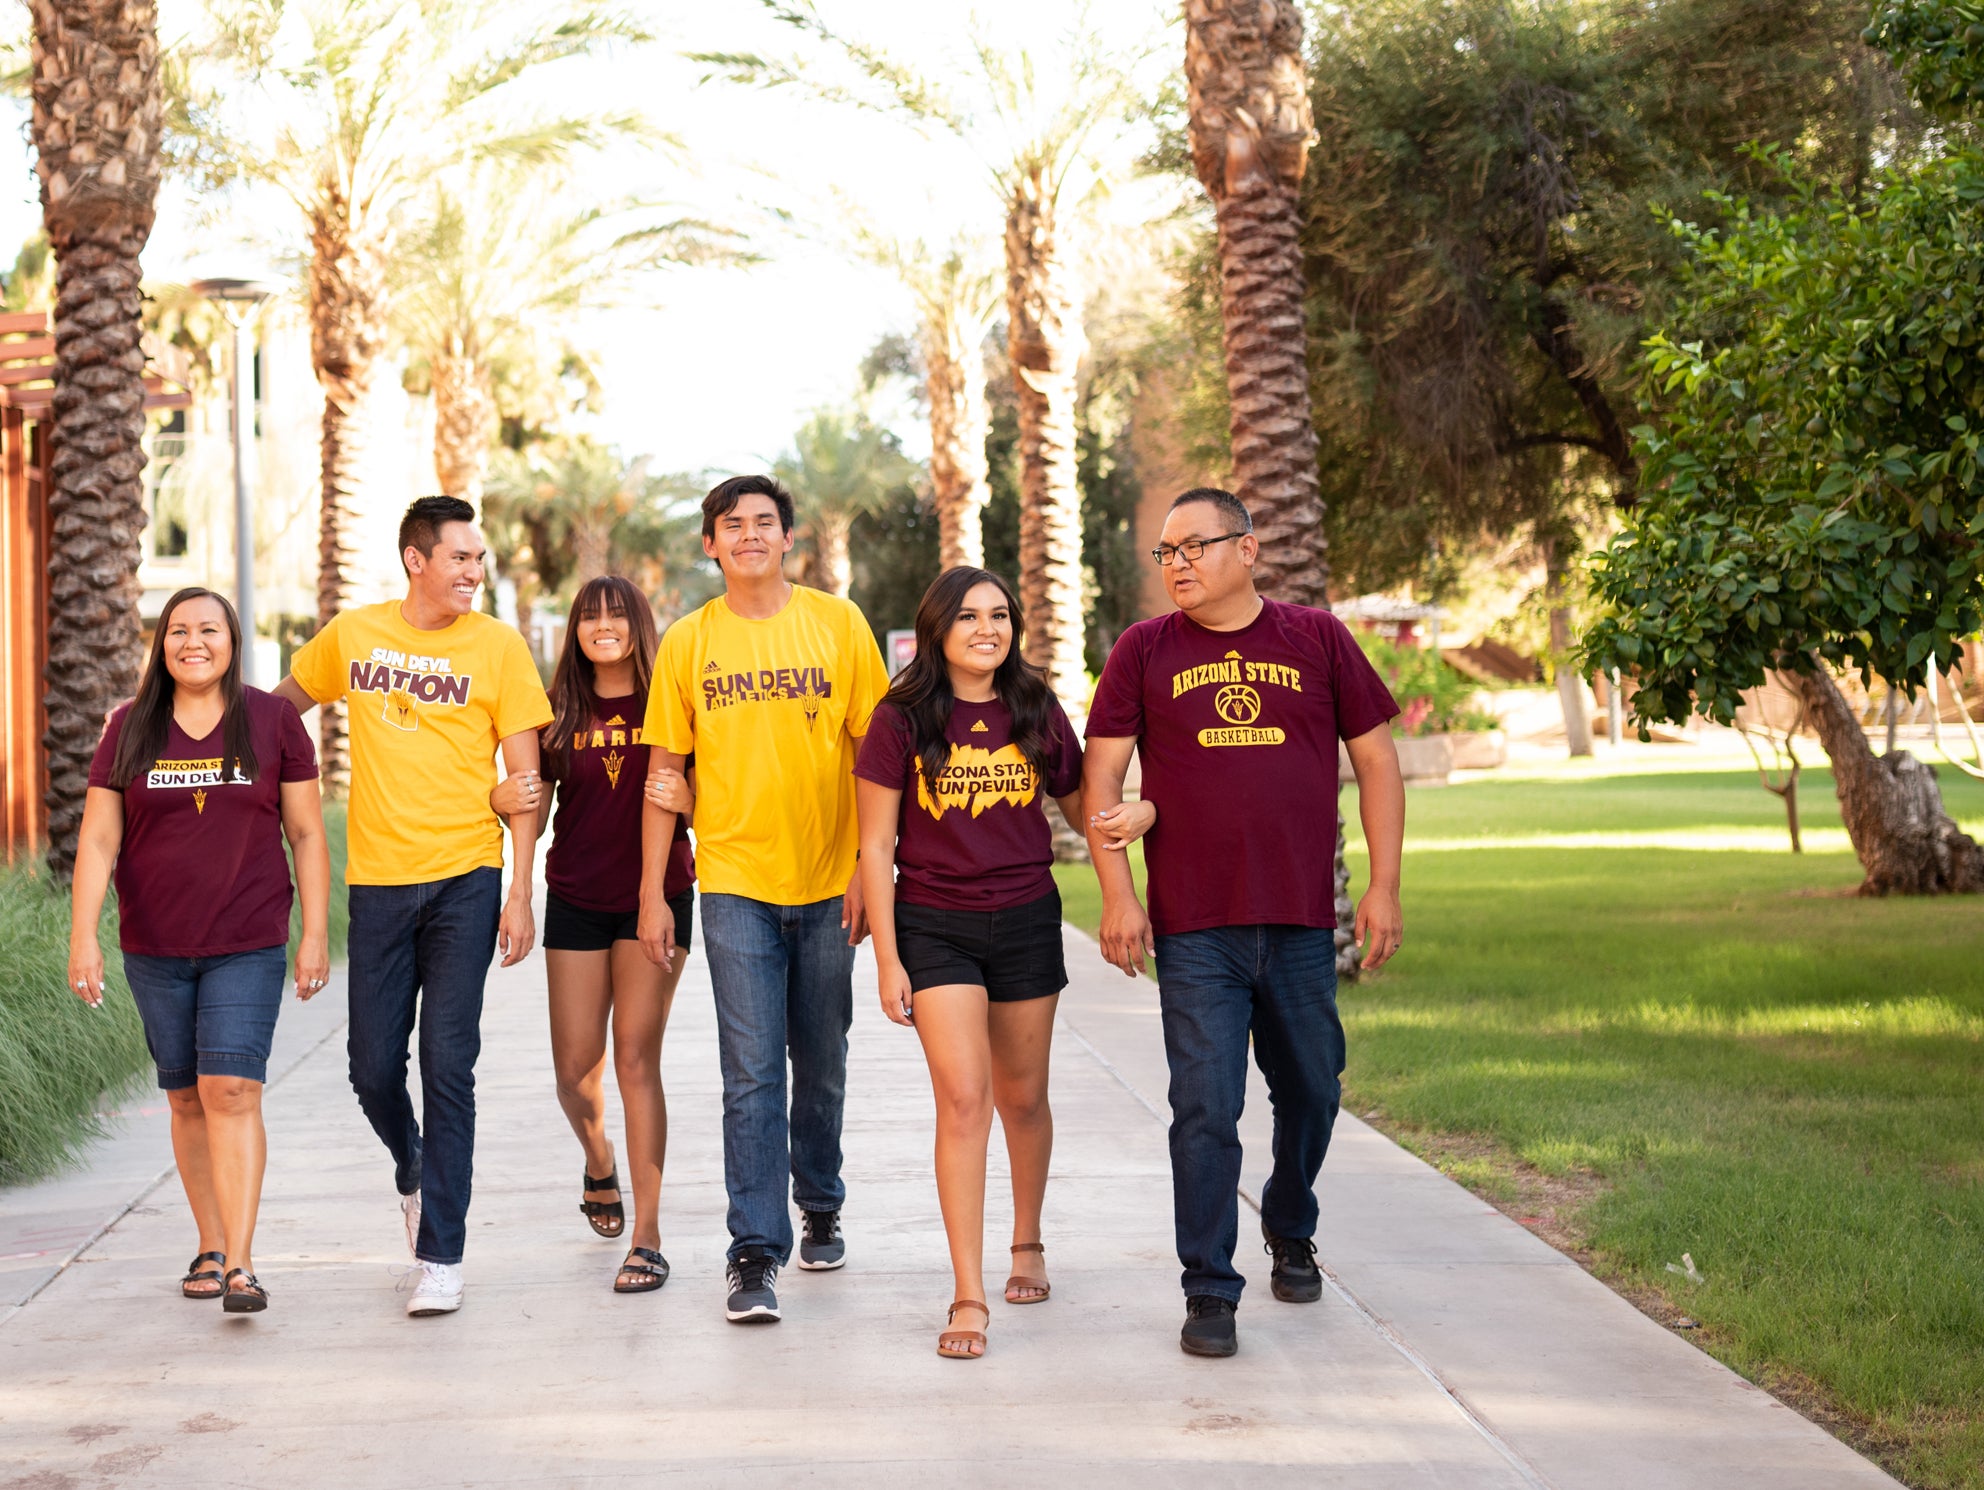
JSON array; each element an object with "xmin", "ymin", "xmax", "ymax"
[
  {"xmin": 221, "ymin": 1268, "xmax": 268, "ymax": 1313},
  {"xmin": 613, "ymin": 1246, "xmax": 670, "ymax": 1294},
  {"xmin": 181, "ymin": 1251, "xmax": 225, "ymax": 1299},
  {"xmin": 580, "ymin": 1168, "xmax": 624, "ymax": 1238}
]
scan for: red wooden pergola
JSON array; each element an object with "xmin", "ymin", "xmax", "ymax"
[{"xmin": 1, "ymin": 309, "xmax": 191, "ymax": 863}]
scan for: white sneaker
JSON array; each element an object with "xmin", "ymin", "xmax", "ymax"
[
  {"xmin": 400, "ymin": 1191, "xmax": 421, "ymax": 1259},
  {"xmin": 406, "ymin": 1261, "xmax": 463, "ymax": 1316}
]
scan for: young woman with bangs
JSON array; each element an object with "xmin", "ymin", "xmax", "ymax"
[
  {"xmin": 855, "ymin": 567, "xmax": 1155, "ymax": 1358},
  {"xmin": 68, "ymin": 587, "xmax": 329, "ymax": 1314},
  {"xmin": 491, "ymin": 575, "xmax": 694, "ymax": 1294}
]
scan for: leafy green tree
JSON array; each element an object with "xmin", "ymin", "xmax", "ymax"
[{"xmin": 1584, "ymin": 148, "xmax": 1984, "ymax": 894}]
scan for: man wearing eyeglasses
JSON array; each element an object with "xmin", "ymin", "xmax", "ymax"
[{"xmin": 1081, "ymin": 486, "xmax": 1406, "ymax": 1359}]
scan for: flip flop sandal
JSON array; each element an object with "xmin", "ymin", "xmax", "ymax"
[
  {"xmin": 181, "ymin": 1251, "xmax": 225, "ymax": 1299},
  {"xmin": 580, "ymin": 1168, "xmax": 624, "ymax": 1238},
  {"xmin": 613, "ymin": 1246, "xmax": 670, "ymax": 1294},
  {"xmin": 220, "ymin": 1268, "xmax": 268, "ymax": 1314},
  {"xmin": 1005, "ymin": 1242, "xmax": 1050, "ymax": 1304},
  {"xmin": 938, "ymin": 1299, "xmax": 988, "ymax": 1359}
]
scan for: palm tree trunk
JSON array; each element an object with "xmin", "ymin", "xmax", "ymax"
[
  {"xmin": 1793, "ymin": 664, "xmax": 1984, "ymax": 895},
  {"xmin": 923, "ymin": 306, "xmax": 989, "ymax": 571},
  {"xmin": 1186, "ymin": 0, "xmax": 1358, "ymax": 968},
  {"xmin": 812, "ymin": 514, "xmax": 853, "ymax": 598},
  {"xmin": 1184, "ymin": 0, "xmax": 1328, "ymax": 608},
  {"xmin": 309, "ymin": 202, "xmax": 388, "ymax": 792},
  {"xmin": 571, "ymin": 515, "xmax": 612, "ymax": 588},
  {"xmin": 29, "ymin": 0, "xmax": 163, "ymax": 881},
  {"xmin": 1005, "ymin": 173, "xmax": 1089, "ymax": 704},
  {"xmin": 431, "ymin": 343, "xmax": 495, "ymax": 505}
]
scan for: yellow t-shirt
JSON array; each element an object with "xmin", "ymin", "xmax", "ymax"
[
  {"xmin": 647, "ymin": 586, "xmax": 888, "ymax": 904},
  {"xmin": 291, "ymin": 603, "xmax": 552, "ymax": 886}
]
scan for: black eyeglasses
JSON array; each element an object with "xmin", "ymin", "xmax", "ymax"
[{"xmin": 1152, "ymin": 532, "xmax": 1246, "ymax": 567}]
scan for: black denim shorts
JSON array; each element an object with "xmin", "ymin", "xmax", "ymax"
[
  {"xmin": 894, "ymin": 887, "xmax": 1067, "ymax": 1002},
  {"xmin": 544, "ymin": 888, "xmax": 694, "ymax": 954}
]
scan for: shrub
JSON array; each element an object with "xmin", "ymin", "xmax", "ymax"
[{"xmin": 1355, "ymin": 632, "xmax": 1501, "ymax": 736}]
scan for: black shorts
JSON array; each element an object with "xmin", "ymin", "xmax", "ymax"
[
  {"xmin": 894, "ymin": 888, "xmax": 1066, "ymax": 1003},
  {"xmin": 543, "ymin": 888, "xmax": 694, "ymax": 954}
]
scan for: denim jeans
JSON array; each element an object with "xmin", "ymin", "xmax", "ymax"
[
  {"xmin": 122, "ymin": 944, "xmax": 287, "ymax": 1089},
  {"xmin": 700, "ymin": 892, "xmax": 855, "ymax": 1264},
  {"xmin": 346, "ymin": 866, "xmax": 502, "ymax": 1266},
  {"xmin": 1153, "ymin": 924, "xmax": 1346, "ymax": 1303}
]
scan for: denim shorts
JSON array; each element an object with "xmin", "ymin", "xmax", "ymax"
[
  {"xmin": 121, "ymin": 944, "xmax": 288, "ymax": 1088},
  {"xmin": 894, "ymin": 888, "xmax": 1067, "ymax": 1002}
]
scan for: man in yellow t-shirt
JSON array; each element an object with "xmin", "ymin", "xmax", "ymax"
[
  {"xmin": 638, "ymin": 474, "xmax": 887, "ymax": 1323},
  {"xmin": 275, "ymin": 496, "xmax": 550, "ymax": 1319}
]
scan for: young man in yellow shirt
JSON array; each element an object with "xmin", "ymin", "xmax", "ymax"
[
  {"xmin": 638, "ymin": 475, "xmax": 889, "ymax": 1323},
  {"xmin": 275, "ymin": 496, "xmax": 551, "ymax": 1318}
]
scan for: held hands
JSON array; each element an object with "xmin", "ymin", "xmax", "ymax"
[
  {"xmin": 645, "ymin": 768, "xmax": 693, "ymax": 815},
  {"xmin": 1099, "ymin": 898, "xmax": 1155, "ymax": 979},
  {"xmin": 878, "ymin": 958, "xmax": 914, "ymax": 1026},
  {"xmin": 498, "ymin": 890, "xmax": 536, "ymax": 967},
  {"xmin": 67, "ymin": 936, "xmax": 105, "ymax": 1008},
  {"xmin": 638, "ymin": 897, "xmax": 677, "ymax": 967},
  {"xmin": 295, "ymin": 932, "xmax": 331, "ymax": 1000},
  {"xmin": 1356, "ymin": 885, "xmax": 1404, "ymax": 971},
  {"xmin": 1090, "ymin": 797, "xmax": 1156, "ymax": 851},
  {"xmin": 490, "ymin": 769, "xmax": 543, "ymax": 817}
]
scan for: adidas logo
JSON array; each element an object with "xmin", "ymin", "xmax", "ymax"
[
  {"xmin": 969, "ymin": 719, "xmax": 989, "ymax": 733},
  {"xmin": 704, "ymin": 660, "xmax": 721, "ymax": 673},
  {"xmin": 604, "ymin": 715, "xmax": 625, "ymax": 727}
]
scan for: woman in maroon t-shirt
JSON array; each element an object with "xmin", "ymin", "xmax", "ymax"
[
  {"xmin": 68, "ymin": 587, "xmax": 330, "ymax": 1315},
  {"xmin": 855, "ymin": 567, "xmax": 1154, "ymax": 1358},
  {"xmin": 491, "ymin": 575, "xmax": 692, "ymax": 1295}
]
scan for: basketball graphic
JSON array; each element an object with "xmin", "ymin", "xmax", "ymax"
[{"xmin": 1214, "ymin": 684, "xmax": 1262, "ymax": 726}]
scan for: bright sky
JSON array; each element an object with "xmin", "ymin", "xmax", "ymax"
[{"xmin": 0, "ymin": 0, "xmax": 1175, "ymax": 476}]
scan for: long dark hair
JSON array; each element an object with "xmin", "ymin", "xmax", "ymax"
[
  {"xmin": 109, "ymin": 587, "xmax": 258, "ymax": 790},
  {"xmin": 883, "ymin": 567, "xmax": 1060, "ymax": 797},
  {"xmin": 544, "ymin": 575, "xmax": 658, "ymax": 780}
]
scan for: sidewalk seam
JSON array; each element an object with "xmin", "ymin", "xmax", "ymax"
[
  {"xmin": 1057, "ymin": 1003, "xmax": 1558, "ymax": 1490},
  {"xmin": 0, "ymin": 1012, "xmax": 350, "ymax": 1326}
]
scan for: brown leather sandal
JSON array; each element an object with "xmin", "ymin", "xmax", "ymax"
[
  {"xmin": 1005, "ymin": 1242, "xmax": 1050, "ymax": 1304},
  {"xmin": 937, "ymin": 1299, "xmax": 988, "ymax": 1359}
]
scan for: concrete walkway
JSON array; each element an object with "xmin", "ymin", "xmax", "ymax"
[{"xmin": 1, "ymin": 926, "xmax": 1898, "ymax": 1489}]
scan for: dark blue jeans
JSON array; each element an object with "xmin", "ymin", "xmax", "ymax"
[
  {"xmin": 1154, "ymin": 924, "xmax": 1346, "ymax": 1303},
  {"xmin": 700, "ymin": 892, "xmax": 855, "ymax": 1264},
  {"xmin": 346, "ymin": 866, "xmax": 501, "ymax": 1266}
]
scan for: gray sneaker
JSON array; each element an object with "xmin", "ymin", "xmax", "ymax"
[
  {"xmin": 797, "ymin": 1209, "xmax": 845, "ymax": 1270},
  {"xmin": 725, "ymin": 1247, "xmax": 781, "ymax": 1323}
]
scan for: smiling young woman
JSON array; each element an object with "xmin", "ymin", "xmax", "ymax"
[{"xmin": 68, "ymin": 587, "xmax": 330, "ymax": 1316}]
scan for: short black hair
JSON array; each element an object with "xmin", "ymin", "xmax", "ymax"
[
  {"xmin": 400, "ymin": 496, "xmax": 478, "ymax": 573},
  {"xmin": 1170, "ymin": 487, "xmax": 1254, "ymax": 533},
  {"xmin": 702, "ymin": 474, "xmax": 795, "ymax": 540}
]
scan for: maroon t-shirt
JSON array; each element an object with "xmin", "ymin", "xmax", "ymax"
[
  {"xmin": 856, "ymin": 695, "xmax": 1082, "ymax": 912},
  {"xmin": 87, "ymin": 688, "xmax": 320, "ymax": 957},
  {"xmin": 1086, "ymin": 599, "xmax": 1398, "ymax": 937},
  {"xmin": 544, "ymin": 687, "xmax": 693, "ymax": 914}
]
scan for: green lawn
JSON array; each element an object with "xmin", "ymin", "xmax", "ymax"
[{"xmin": 1057, "ymin": 766, "xmax": 1984, "ymax": 1489}]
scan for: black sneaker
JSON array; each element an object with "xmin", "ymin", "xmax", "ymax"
[
  {"xmin": 1263, "ymin": 1223, "xmax": 1323, "ymax": 1303},
  {"xmin": 797, "ymin": 1208, "xmax": 845, "ymax": 1271},
  {"xmin": 725, "ymin": 1247, "xmax": 781, "ymax": 1323},
  {"xmin": 1180, "ymin": 1295, "xmax": 1238, "ymax": 1357}
]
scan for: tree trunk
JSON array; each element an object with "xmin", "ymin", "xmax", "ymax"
[
  {"xmin": 812, "ymin": 513, "xmax": 853, "ymax": 598},
  {"xmin": 431, "ymin": 343, "xmax": 495, "ymax": 506},
  {"xmin": 923, "ymin": 304, "xmax": 989, "ymax": 572},
  {"xmin": 1793, "ymin": 664, "xmax": 1984, "ymax": 895},
  {"xmin": 1005, "ymin": 172, "xmax": 1089, "ymax": 704},
  {"xmin": 571, "ymin": 514, "xmax": 612, "ymax": 589},
  {"xmin": 1186, "ymin": 0, "xmax": 1356, "ymax": 969},
  {"xmin": 1544, "ymin": 538, "xmax": 1594, "ymax": 756},
  {"xmin": 29, "ymin": 0, "xmax": 163, "ymax": 881},
  {"xmin": 309, "ymin": 201, "xmax": 388, "ymax": 792}
]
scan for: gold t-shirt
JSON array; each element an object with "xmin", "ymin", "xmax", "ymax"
[
  {"xmin": 290, "ymin": 603, "xmax": 551, "ymax": 886},
  {"xmin": 646, "ymin": 586, "xmax": 888, "ymax": 905}
]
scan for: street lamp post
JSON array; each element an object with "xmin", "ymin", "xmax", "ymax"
[{"xmin": 188, "ymin": 278, "xmax": 282, "ymax": 686}]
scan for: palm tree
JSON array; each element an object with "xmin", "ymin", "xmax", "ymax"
[
  {"xmin": 170, "ymin": 0, "xmax": 646, "ymax": 783},
  {"xmin": 395, "ymin": 157, "xmax": 748, "ymax": 508},
  {"xmin": 28, "ymin": 0, "xmax": 164, "ymax": 880},
  {"xmin": 698, "ymin": 3, "xmax": 1154, "ymax": 702},
  {"xmin": 774, "ymin": 407, "xmax": 919, "ymax": 598},
  {"xmin": 1185, "ymin": 2, "xmax": 1359, "ymax": 970}
]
